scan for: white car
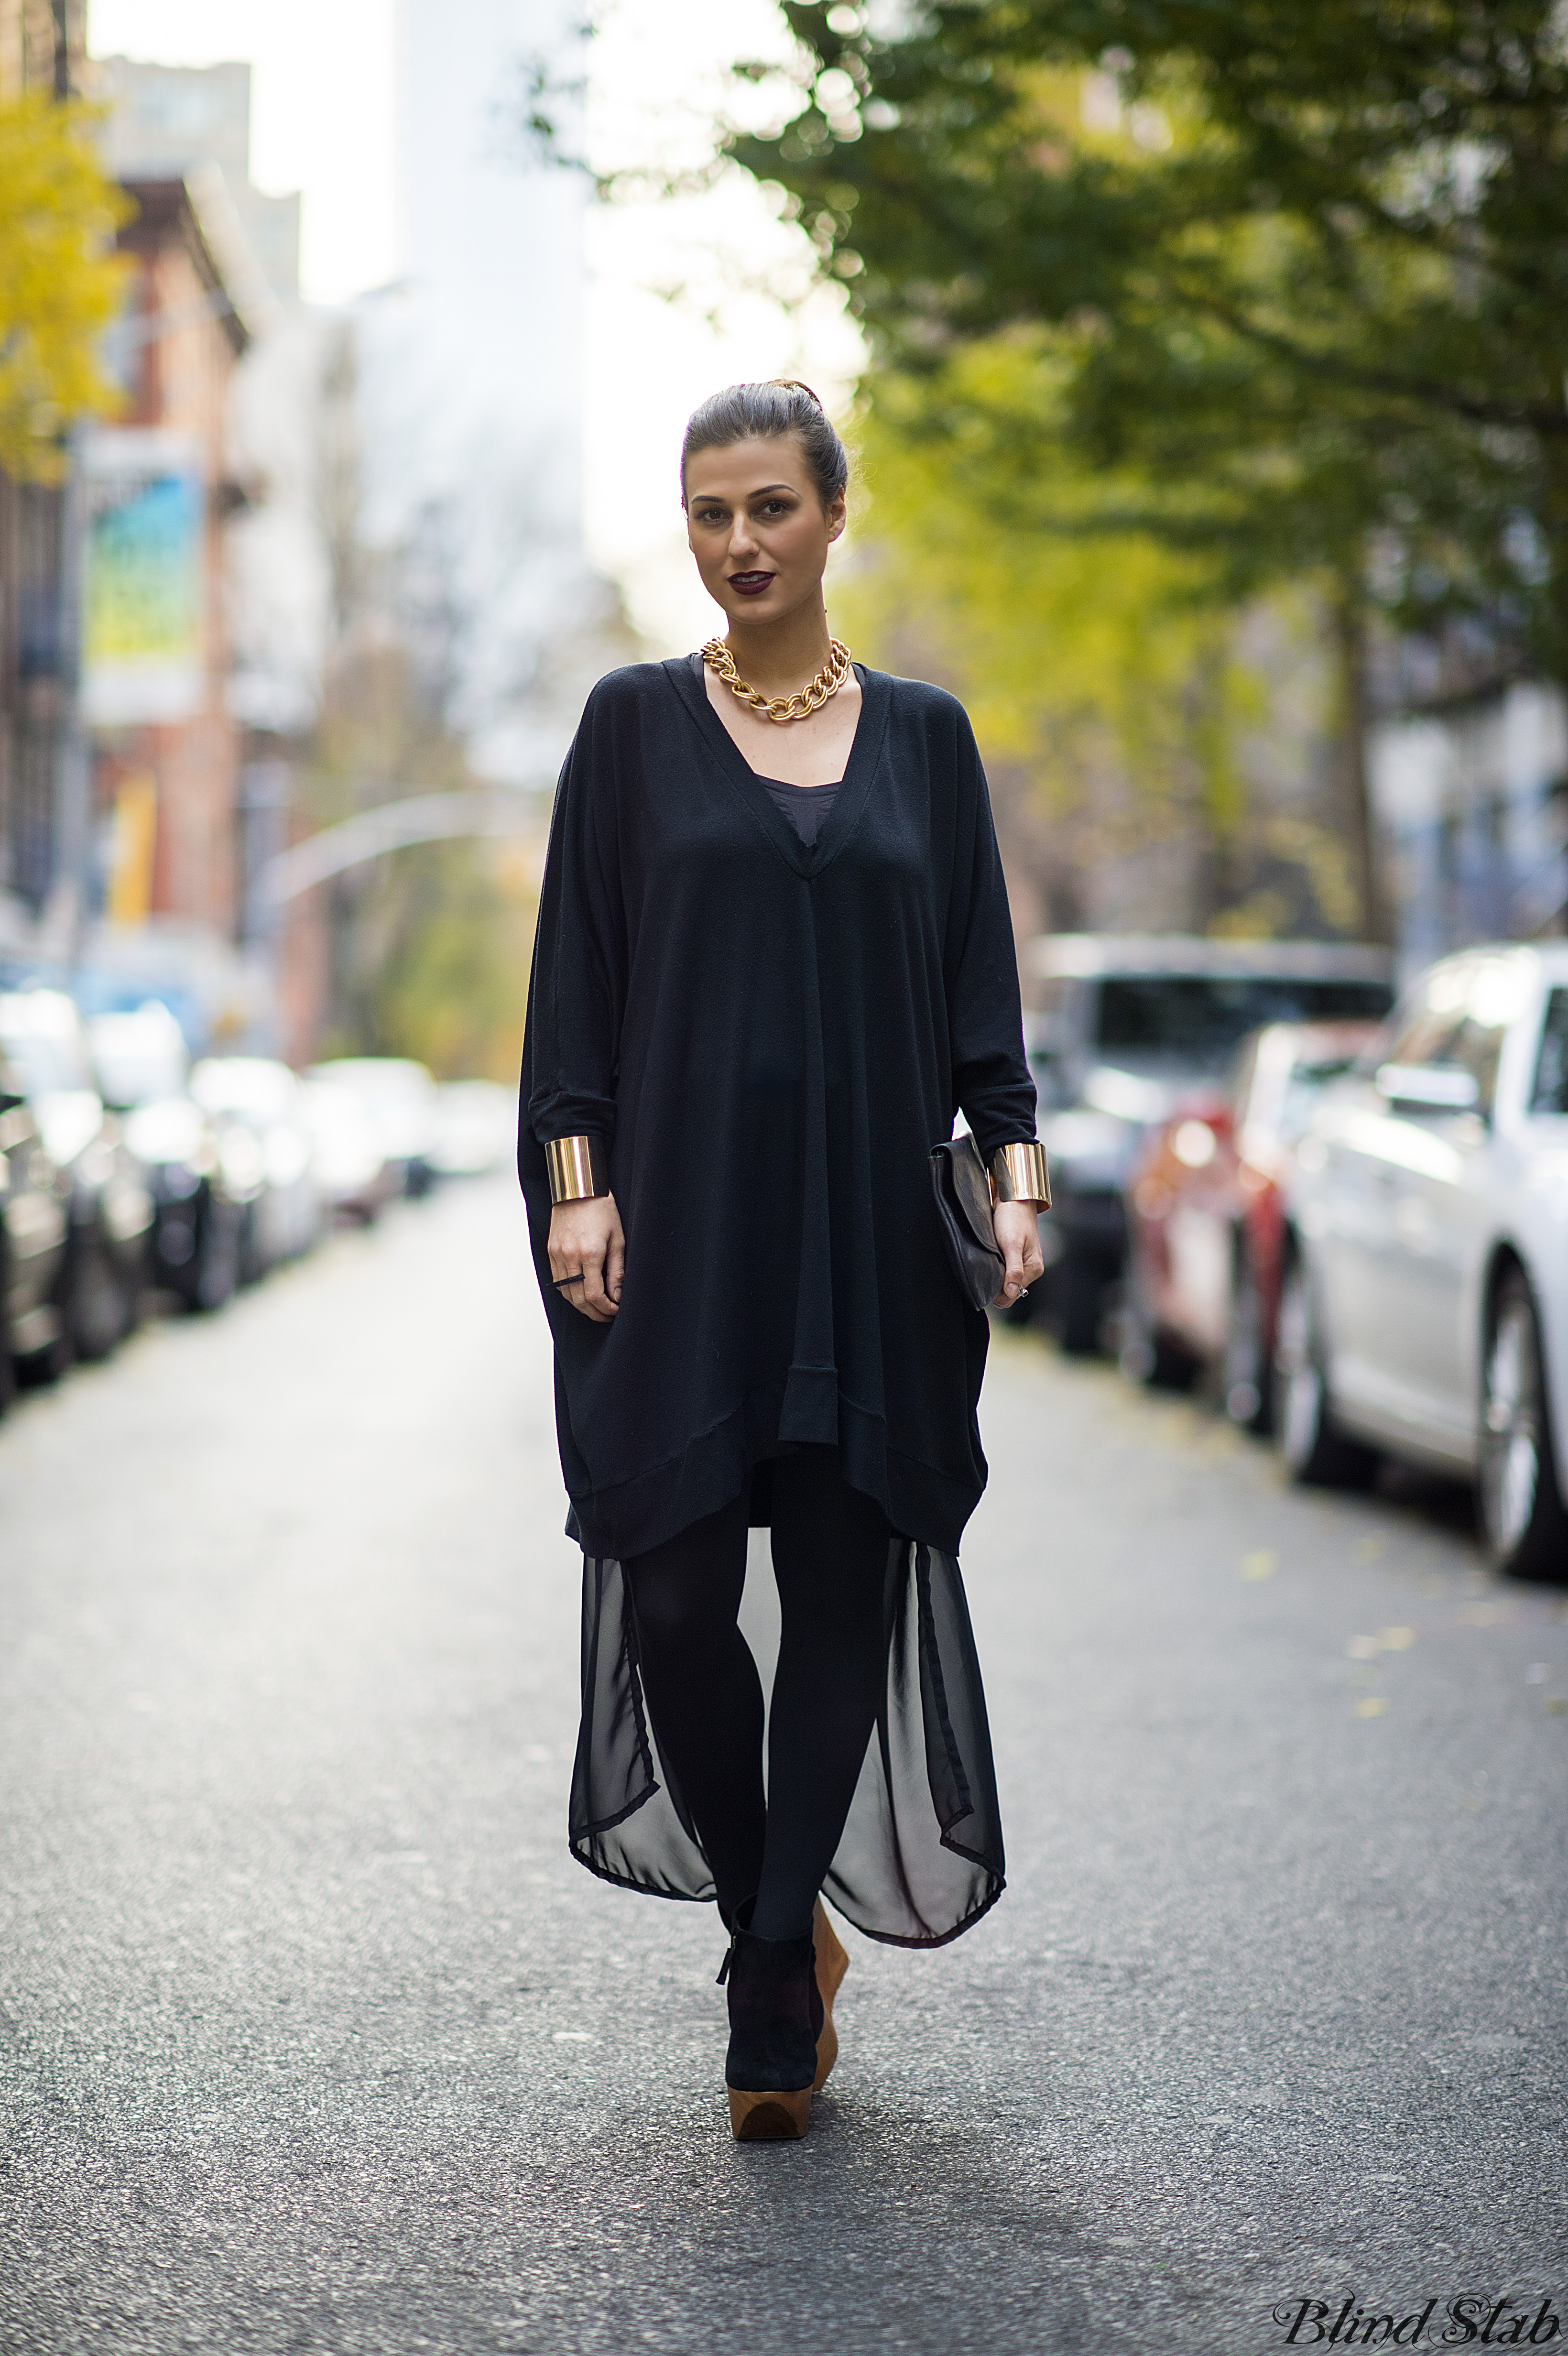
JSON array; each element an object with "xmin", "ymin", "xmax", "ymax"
[
  {"xmin": 190, "ymin": 1057, "xmax": 323, "ymax": 1270},
  {"xmin": 299, "ymin": 1080, "xmax": 390, "ymax": 1223},
  {"xmin": 305, "ymin": 1058, "xmax": 441, "ymax": 1197},
  {"xmin": 1277, "ymin": 944, "xmax": 1568, "ymax": 1577},
  {"xmin": 430, "ymin": 1080, "xmax": 515, "ymax": 1178}
]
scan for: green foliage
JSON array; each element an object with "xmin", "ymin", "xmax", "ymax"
[
  {"xmin": 734, "ymin": 2, "xmax": 1568, "ymax": 675},
  {"xmin": 0, "ymin": 95, "xmax": 131, "ymax": 479},
  {"xmin": 308, "ymin": 642, "xmax": 537, "ymax": 1082},
  {"xmin": 333, "ymin": 834, "xmax": 536, "ymax": 1082},
  {"xmin": 838, "ymin": 360, "xmax": 1361, "ymax": 936}
]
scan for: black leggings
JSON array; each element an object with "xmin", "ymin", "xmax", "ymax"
[{"xmin": 624, "ymin": 1449, "xmax": 890, "ymax": 1942}]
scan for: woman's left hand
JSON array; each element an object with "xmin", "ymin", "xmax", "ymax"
[{"xmin": 992, "ymin": 1199, "xmax": 1045, "ymax": 1309}]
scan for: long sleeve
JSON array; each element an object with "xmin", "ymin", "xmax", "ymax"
[
  {"xmin": 525, "ymin": 698, "xmax": 627, "ymax": 1149},
  {"xmin": 943, "ymin": 713, "xmax": 1038, "ymax": 1156}
]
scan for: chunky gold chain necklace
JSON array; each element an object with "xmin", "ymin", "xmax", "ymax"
[{"xmin": 701, "ymin": 635, "xmax": 853, "ymax": 724}]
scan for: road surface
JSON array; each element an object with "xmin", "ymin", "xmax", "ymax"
[{"xmin": 2, "ymin": 1176, "xmax": 1564, "ymax": 2354}]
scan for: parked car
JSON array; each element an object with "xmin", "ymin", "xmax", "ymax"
[
  {"xmin": 1122, "ymin": 1022, "xmax": 1385, "ymax": 1423},
  {"xmin": 0, "ymin": 986, "xmax": 153, "ymax": 1365},
  {"xmin": 305, "ymin": 1058, "xmax": 440, "ymax": 1197},
  {"xmin": 1023, "ymin": 935, "xmax": 1396, "ymax": 1351},
  {"xmin": 190, "ymin": 1057, "xmax": 323, "ymax": 1276},
  {"xmin": 1276, "ymin": 944, "xmax": 1568, "ymax": 1578},
  {"xmin": 88, "ymin": 1003, "xmax": 252, "ymax": 1313},
  {"xmin": 0, "ymin": 1043, "xmax": 71, "ymax": 1403},
  {"xmin": 300, "ymin": 1077, "xmax": 391, "ymax": 1224},
  {"xmin": 431, "ymin": 1079, "xmax": 515, "ymax": 1178}
]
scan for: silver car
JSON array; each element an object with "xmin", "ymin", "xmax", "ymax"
[{"xmin": 1277, "ymin": 944, "xmax": 1568, "ymax": 1577}]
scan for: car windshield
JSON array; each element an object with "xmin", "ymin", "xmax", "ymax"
[{"xmin": 1097, "ymin": 977, "xmax": 1392, "ymax": 1071}]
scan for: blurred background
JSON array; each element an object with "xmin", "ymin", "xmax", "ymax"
[
  {"xmin": 3, "ymin": 17, "xmax": 1566, "ymax": 2338},
  {"xmin": 0, "ymin": 0, "xmax": 1566, "ymax": 1571}
]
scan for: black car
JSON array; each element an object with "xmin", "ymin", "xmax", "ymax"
[
  {"xmin": 0, "ymin": 1044, "xmax": 71, "ymax": 1405},
  {"xmin": 88, "ymin": 1003, "xmax": 250, "ymax": 1314},
  {"xmin": 0, "ymin": 988, "xmax": 154, "ymax": 1367}
]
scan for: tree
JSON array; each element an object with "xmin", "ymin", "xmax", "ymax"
[
  {"xmin": 836, "ymin": 361, "xmax": 1363, "ymax": 939},
  {"xmin": 729, "ymin": 2, "xmax": 1568, "ymax": 934},
  {"xmin": 304, "ymin": 630, "xmax": 540, "ymax": 1081},
  {"xmin": 0, "ymin": 94, "xmax": 130, "ymax": 478}
]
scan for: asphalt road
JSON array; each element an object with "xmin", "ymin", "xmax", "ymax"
[{"xmin": 1, "ymin": 1175, "xmax": 1565, "ymax": 2356}]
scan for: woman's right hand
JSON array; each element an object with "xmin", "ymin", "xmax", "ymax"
[{"xmin": 548, "ymin": 1194, "xmax": 625, "ymax": 1323}]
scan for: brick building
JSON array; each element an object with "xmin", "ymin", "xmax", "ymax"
[
  {"xmin": 85, "ymin": 179, "xmax": 249, "ymax": 957},
  {"xmin": 0, "ymin": 0, "xmax": 86, "ymax": 959}
]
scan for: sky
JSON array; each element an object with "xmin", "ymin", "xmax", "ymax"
[
  {"xmin": 88, "ymin": 0, "xmax": 400, "ymax": 300},
  {"xmin": 86, "ymin": 0, "xmax": 864, "ymax": 655},
  {"xmin": 578, "ymin": 0, "xmax": 863, "ymax": 647}
]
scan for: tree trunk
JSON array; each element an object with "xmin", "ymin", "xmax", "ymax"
[{"xmin": 1329, "ymin": 577, "xmax": 1390, "ymax": 944}]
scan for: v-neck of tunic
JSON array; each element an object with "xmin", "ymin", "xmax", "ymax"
[
  {"xmin": 664, "ymin": 652, "xmax": 886, "ymax": 879},
  {"xmin": 758, "ymin": 775, "xmax": 841, "ymax": 846}
]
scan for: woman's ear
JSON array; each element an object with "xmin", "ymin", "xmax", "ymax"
[{"xmin": 826, "ymin": 492, "xmax": 848, "ymax": 545}]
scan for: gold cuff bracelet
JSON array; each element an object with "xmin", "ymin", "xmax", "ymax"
[
  {"xmin": 544, "ymin": 1134, "xmax": 609, "ymax": 1204},
  {"xmin": 990, "ymin": 1140, "xmax": 1051, "ymax": 1208}
]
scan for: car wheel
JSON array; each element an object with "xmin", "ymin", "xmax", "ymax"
[
  {"xmin": 1274, "ymin": 1256, "xmax": 1378, "ymax": 1489},
  {"xmin": 1120, "ymin": 1282, "xmax": 1197, "ymax": 1390},
  {"xmin": 68, "ymin": 1222, "xmax": 131, "ymax": 1363},
  {"xmin": 16, "ymin": 1318, "xmax": 72, "ymax": 1386},
  {"xmin": 120, "ymin": 1240, "xmax": 147, "ymax": 1336},
  {"xmin": 1223, "ymin": 1248, "xmax": 1272, "ymax": 1433},
  {"xmin": 0, "ymin": 1253, "xmax": 15, "ymax": 1415},
  {"xmin": 193, "ymin": 1201, "xmax": 240, "ymax": 1312},
  {"xmin": 237, "ymin": 1201, "xmax": 262, "ymax": 1287},
  {"xmin": 1054, "ymin": 1250, "xmax": 1104, "ymax": 1356},
  {"xmin": 1478, "ymin": 1268, "xmax": 1568, "ymax": 1582}
]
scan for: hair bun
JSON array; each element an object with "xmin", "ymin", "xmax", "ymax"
[{"xmin": 769, "ymin": 377, "xmax": 824, "ymax": 408}]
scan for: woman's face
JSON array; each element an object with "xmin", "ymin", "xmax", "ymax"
[{"xmin": 684, "ymin": 435, "xmax": 846, "ymax": 632}]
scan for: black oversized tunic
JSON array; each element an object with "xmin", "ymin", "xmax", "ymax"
[{"xmin": 519, "ymin": 654, "xmax": 1036, "ymax": 1946}]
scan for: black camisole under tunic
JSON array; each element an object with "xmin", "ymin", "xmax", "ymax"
[
  {"xmin": 758, "ymin": 774, "xmax": 840, "ymax": 847},
  {"xmin": 519, "ymin": 655, "xmax": 1037, "ymax": 1947}
]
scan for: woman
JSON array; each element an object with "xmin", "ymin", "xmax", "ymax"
[{"xmin": 519, "ymin": 380, "xmax": 1046, "ymax": 2142}]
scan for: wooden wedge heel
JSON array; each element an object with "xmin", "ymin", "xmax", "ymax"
[
  {"xmin": 727, "ymin": 2085, "xmax": 812, "ymax": 2141},
  {"xmin": 811, "ymin": 1898, "xmax": 849, "ymax": 2092}
]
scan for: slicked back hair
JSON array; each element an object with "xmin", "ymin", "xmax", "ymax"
[{"xmin": 680, "ymin": 379, "xmax": 849, "ymax": 512}]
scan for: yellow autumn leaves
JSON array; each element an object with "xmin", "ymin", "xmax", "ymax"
[{"xmin": 0, "ymin": 94, "xmax": 131, "ymax": 479}]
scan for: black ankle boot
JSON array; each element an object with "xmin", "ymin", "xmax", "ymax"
[{"xmin": 720, "ymin": 1925, "xmax": 823, "ymax": 2097}]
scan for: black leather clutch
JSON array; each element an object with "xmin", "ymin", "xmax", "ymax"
[{"xmin": 929, "ymin": 1133, "xmax": 1005, "ymax": 1313}]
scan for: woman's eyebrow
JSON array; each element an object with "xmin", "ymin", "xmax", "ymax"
[{"xmin": 694, "ymin": 482, "xmax": 795, "ymax": 501}]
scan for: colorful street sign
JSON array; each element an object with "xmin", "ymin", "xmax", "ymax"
[{"xmin": 80, "ymin": 429, "xmax": 205, "ymax": 726}]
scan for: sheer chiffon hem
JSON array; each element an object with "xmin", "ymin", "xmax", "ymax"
[{"xmin": 567, "ymin": 1535, "xmax": 1006, "ymax": 1949}]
